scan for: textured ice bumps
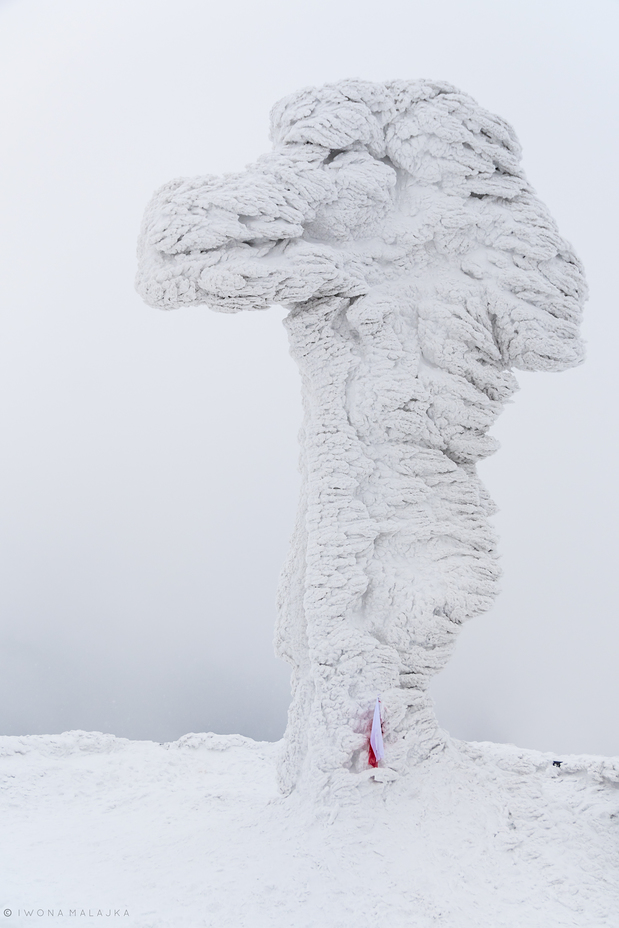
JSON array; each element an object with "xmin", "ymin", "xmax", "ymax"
[{"xmin": 137, "ymin": 80, "xmax": 586, "ymax": 796}]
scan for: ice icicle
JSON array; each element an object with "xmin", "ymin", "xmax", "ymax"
[{"xmin": 136, "ymin": 79, "xmax": 587, "ymax": 799}]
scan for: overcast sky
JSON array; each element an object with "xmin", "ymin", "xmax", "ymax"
[{"xmin": 0, "ymin": 0, "xmax": 617, "ymax": 755}]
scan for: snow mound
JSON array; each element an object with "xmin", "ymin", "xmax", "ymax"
[{"xmin": 1, "ymin": 731, "xmax": 617, "ymax": 927}]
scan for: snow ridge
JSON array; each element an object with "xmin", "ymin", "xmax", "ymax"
[{"xmin": 136, "ymin": 80, "xmax": 586, "ymax": 797}]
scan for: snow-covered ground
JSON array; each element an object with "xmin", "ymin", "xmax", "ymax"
[{"xmin": 1, "ymin": 730, "xmax": 617, "ymax": 927}]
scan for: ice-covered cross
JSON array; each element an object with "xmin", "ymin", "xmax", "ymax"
[{"xmin": 136, "ymin": 80, "xmax": 585, "ymax": 797}]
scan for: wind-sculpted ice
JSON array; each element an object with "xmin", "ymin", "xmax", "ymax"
[{"xmin": 136, "ymin": 80, "xmax": 586, "ymax": 797}]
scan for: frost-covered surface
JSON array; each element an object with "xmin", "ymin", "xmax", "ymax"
[
  {"xmin": 136, "ymin": 80, "xmax": 586, "ymax": 795},
  {"xmin": 1, "ymin": 730, "xmax": 617, "ymax": 927}
]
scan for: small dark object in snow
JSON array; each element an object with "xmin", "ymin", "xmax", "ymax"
[{"xmin": 553, "ymin": 761, "xmax": 563, "ymax": 768}]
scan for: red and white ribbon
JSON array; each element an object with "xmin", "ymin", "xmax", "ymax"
[{"xmin": 368, "ymin": 697, "xmax": 385, "ymax": 767}]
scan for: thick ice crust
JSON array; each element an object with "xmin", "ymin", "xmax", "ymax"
[{"xmin": 136, "ymin": 80, "xmax": 587, "ymax": 794}]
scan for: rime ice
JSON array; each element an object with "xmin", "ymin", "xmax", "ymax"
[{"xmin": 136, "ymin": 80, "xmax": 586, "ymax": 796}]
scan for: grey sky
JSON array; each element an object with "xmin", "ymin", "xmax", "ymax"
[{"xmin": 0, "ymin": 0, "xmax": 617, "ymax": 754}]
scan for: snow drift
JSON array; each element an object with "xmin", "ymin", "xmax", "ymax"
[
  {"xmin": 136, "ymin": 80, "xmax": 586, "ymax": 797},
  {"xmin": 1, "ymin": 731, "xmax": 617, "ymax": 927}
]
